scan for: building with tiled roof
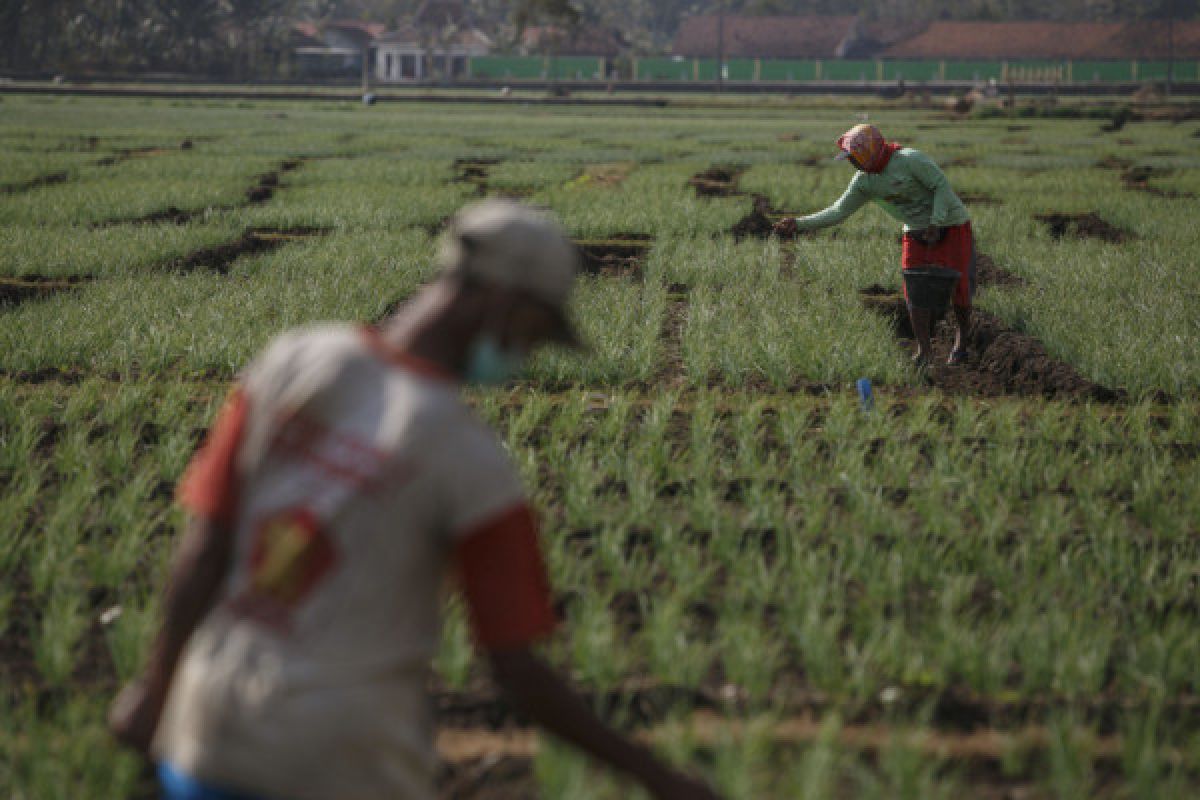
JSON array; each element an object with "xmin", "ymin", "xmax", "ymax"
[
  {"xmin": 883, "ymin": 20, "xmax": 1200, "ymax": 60},
  {"xmin": 374, "ymin": 24, "xmax": 490, "ymax": 82},
  {"xmin": 674, "ymin": 15, "xmax": 860, "ymax": 59}
]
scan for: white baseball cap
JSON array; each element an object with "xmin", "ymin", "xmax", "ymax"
[{"xmin": 440, "ymin": 199, "xmax": 581, "ymax": 347}]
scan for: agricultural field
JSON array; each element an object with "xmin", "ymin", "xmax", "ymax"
[{"xmin": 1, "ymin": 93, "xmax": 1199, "ymax": 799}]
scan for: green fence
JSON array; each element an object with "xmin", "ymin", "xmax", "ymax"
[
  {"xmin": 464, "ymin": 55, "xmax": 1198, "ymax": 84},
  {"xmin": 470, "ymin": 55, "xmax": 606, "ymax": 80}
]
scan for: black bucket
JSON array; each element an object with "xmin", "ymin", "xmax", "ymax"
[{"xmin": 902, "ymin": 266, "xmax": 961, "ymax": 313}]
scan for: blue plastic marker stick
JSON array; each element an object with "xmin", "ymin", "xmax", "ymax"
[{"xmin": 856, "ymin": 378, "xmax": 874, "ymax": 411}]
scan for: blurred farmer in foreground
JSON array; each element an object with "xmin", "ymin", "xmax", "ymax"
[
  {"xmin": 109, "ymin": 200, "xmax": 720, "ymax": 800},
  {"xmin": 775, "ymin": 124, "xmax": 974, "ymax": 367}
]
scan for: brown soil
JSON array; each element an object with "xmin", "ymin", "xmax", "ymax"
[
  {"xmin": 974, "ymin": 252, "xmax": 1026, "ymax": 288},
  {"xmin": 438, "ymin": 753, "xmax": 534, "ymax": 799},
  {"xmin": 656, "ymin": 295, "xmax": 689, "ymax": 386},
  {"xmin": 100, "ymin": 158, "xmax": 304, "ymax": 226},
  {"xmin": 687, "ymin": 164, "xmax": 745, "ymax": 197},
  {"xmin": 453, "ymin": 157, "xmax": 502, "ymax": 196},
  {"xmin": 731, "ymin": 194, "xmax": 802, "ymax": 242},
  {"xmin": 573, "ymin": 234, "xmax": 652, "ymax": 279},
  {"xmin": 120, "ymin": 205, "xmax": 197, "ymax": 225},
  {"xmin": 1, "ymin": 570, "xmax": 122, "ymax": 713},
  {"xmin": 0, "ymin": 276, "xmax": 92, "ymax": 308},
  {"xmin": 94, "ymin": 142, "xmax": 188, "ymax": 167},
  {"xmin": 574, "ymin": 162, "xmax": 633, "ymax": 189},
  {"xmin": 860, "ymin": 287, "xmax": 1121, "ymax": 401},
  {"xmin": 1095, "ymin": 155, "xmax": 1133, "ymax": 171},
  {"xmin": 1035, "ymin": 212, "xmax": 1131, "ymax": 244},
  {"xmin": 731, "ymin": 194, "xmax": 777, "ymax": 241},
  {"xmin": 171, "ymin": 227, "xmax": 329, "ymax": 274},
  {"xmin": 943, "ymin": 156, "xmax": 978, "ymax": 168},
  {"xmin": 686, "ymin": 165, "xmax": 796, "ymax": 241},
  {"xmin": 432, "ymin": 713, "xmax": 1134, "ymax": 799},
  {"xmin": 1120, "ymin": 165, "xmax": 1196, "ymax": 199},
  {"xmin": 1, "ymin": 171, "xmax": 69, "ymax": 194},
  {"xmin": 1100, "ymin": 108, "xmax": 1137, "ymax": 133}
]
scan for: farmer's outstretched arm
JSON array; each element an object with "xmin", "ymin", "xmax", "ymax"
[
  {"xmin": 908, "ymin": 151, "xmax": 958, "ymax": 228},
  {"xmin": 455, "ymin": 507, "xmax": 721, "ymax": 799},
  {"xmin": 792, "ymin": 175, "xmax": 869, "ymax": 232},
  {"xmin": 490, "ymin": 648, "xmax": 721, "ymax": 799},
  {"xmin": 109, "ymin": 515, "xmax": 234, "ymax": 753}
]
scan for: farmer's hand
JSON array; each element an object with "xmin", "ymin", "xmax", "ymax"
[
  {"xmin": 772, "ymin": 217, "xmax": 798, "ymax": 238},
  {"xmin": 108, "ymin": 678, "xmax": 166, "ymax": 756}
]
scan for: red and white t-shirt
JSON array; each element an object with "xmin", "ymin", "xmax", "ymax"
[{"xmin": 154, "ymin": 324, "xmax": 556, "ymax": 800}]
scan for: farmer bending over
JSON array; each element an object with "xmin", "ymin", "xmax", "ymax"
[
  {"xmin": 109, "ymin": 199, "xmax": 721, "ymax": 800},
  {"xmin": 775, "ymin": 124, "xmax": 975, "ymax": 366}
]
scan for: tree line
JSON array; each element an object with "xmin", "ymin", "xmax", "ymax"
[{"xmin": 0, "ymin": 0, "xmax": 1193, "ymax": 76}]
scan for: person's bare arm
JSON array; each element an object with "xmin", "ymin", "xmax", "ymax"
[
  {"xmin": 108, "ymin": 514, "xmax": 234, "ymax": 754},
  {"xmin": 489, "ymin": 647, "xmax": 721, "ymax": 800}
]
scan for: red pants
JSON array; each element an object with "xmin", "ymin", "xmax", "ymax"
[{"xmin": 901, "ymin": 221, "xmax": 975, "ymax": 309}]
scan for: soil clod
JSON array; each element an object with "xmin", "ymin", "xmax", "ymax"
[
  {"xmin": 453, "ymin": 157, "xmax": 502, "ymax": 196},
  {"xmin": 688, "ymin": 164, "xmax": 745, "ymax": 197},
  {"xmin": 974, "ymin": 253, "xmax": 1026, "ymax": 288},
  {"xmin": 99, "ymin": 158, "xmax": 304, "ymax": 226},
  {"xmin": 0, "ymin": 276, "xmax": 92, "ymax": 309},
  {"xmin": 1, "ymin": 171, "xmax": 69, "ymax": 195},
  {"xmin": 171, "ymin": 227, "xmax": 329, "ymax": 274},
  {"xmin": 1119, "ymin": 165, "xmax": 1194, "ymax": 198},
  {"xmin": 1035, "ymin": 212, "xmax": 1131, "ymax": 244},
  {"xmin": 573, "ymin": 234, "xmax": 652, "ymax": 279},
  {"xmin": 860, "ymin": 288, "xmax": 1122, "ymax": 401},
  {"xmin": 731, "ymin": 194, "xmax": 779, "ymax": 241}
]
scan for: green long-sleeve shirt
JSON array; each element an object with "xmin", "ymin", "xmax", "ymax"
[{"xmin": 793, "ymin": 148, "xmax": 970, "ymax": 233}]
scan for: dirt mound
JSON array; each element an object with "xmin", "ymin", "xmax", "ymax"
[
  {"xmin": 1035, "ymin": 212, "xmax": 1131, "ymax": 244},
  {"xmin": 126, "ymin": 206, "xmax": 195, "ymax": 225},
  {"xmin": 172, "ymin": 227, "xmax": 329, "ymax": 274},
  {"xmin": 731, "ymin": 194, "xmax": 778, "ymax": 240},
  {"xmin": 974, "ymin": 253, "xmax": 1025, "ymax": 288},
  {"xmin": 688, "ymin": 165, "xmax": 744, "ymax": 197},
  {"xmin": 573, "ymin": 234, "xmax": 651, "ymax": 279},
  {"xmin": 99, "ymin": 158, "xmax": 304, "ymax": 226},
  {"xmin": 656, "ymin": 296, "xmax": 688, "ymax": 386},
  {"xmin": 1, "ymin": 171, "xmax": 69, "ymax": 195},
  {"xmin": 0, "ymin": 276, "xmax": 91, "ymax": 308},
  {"xmin": 453, "ymin": 157, "xmax": 502, "ymax": 196},
  {"xmin": 438, "ymin": 754, "xmax": 533, "ymax": 799},
  {"xmin": 1120, "ymin": 166, "xmax": 1195, "ymax": 199},
  {"xmin": 94, "ymin": 144, "xmax": 176, "ymax": 167},
  {"xmin": 1095, "ymin": 155, "xmax": 1133, "ymax": 171},
  {"xmin": 860, "ymin": 289, "xmax": 1122, "ymax": 401}
]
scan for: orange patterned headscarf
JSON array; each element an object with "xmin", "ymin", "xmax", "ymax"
[{"xmin": 836, "ymin": 124, "xmax": 901, "ymax": 173}]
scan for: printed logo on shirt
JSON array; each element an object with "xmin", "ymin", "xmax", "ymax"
[
  {"xmin": 229, "ymin": 507, "xmax": 337, "ymax": 630},
  {"xmin": 273, "ymin": 409, "xmax": 392, "ymax": 491}
]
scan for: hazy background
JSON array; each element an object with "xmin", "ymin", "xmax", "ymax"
[{"xmin": 1, "ymin": 0, "xmax": 1195, "ymax": 78}]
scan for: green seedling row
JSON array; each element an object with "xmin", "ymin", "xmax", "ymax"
[{"xmin": 1, "ymin": 95, "xmax": 1198, "ymax": 798}]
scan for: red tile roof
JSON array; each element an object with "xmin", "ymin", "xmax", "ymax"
[
  {"xmin": 884, "ymin": 21, "xmax": 1200, "ymax": 60},
  {"xmin": 673, "ymin": 15, "xmax": 859, "ymax": 59},
  {"xmin": 884, "ymin": 22, "xmax": 1117, "ymax": 59},
  {"xmin": 1097, "ymin": 21, "xmax": 1200, "ymax": 59}
]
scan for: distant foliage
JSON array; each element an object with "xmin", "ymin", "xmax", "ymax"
[{"xmin": 0, "ymin": 0, "xmax": 1195, "ymax": 74}]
